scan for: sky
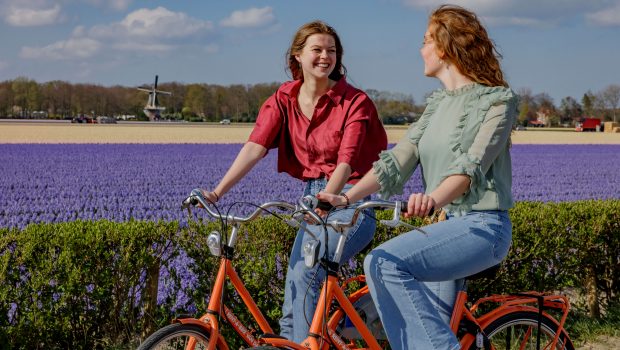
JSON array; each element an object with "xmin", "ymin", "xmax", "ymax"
[{"xmin": 0, "ymin": 0, "xmax": 619, "ymax": 105}]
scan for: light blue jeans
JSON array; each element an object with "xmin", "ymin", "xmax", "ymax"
[
  {"xmin": 363, "ymin": 210, "xmax": 512, "ymax": 350},
  {"xmin": 279, "ymin": 178, "xmax": 376, "ymax": 342}
]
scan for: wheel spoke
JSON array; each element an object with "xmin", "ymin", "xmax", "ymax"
[{"xmin": 478, "ymin": 311, "xmax": 573, "ymax": 350}]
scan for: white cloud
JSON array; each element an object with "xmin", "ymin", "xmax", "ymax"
[
  {"xmin": 111, "ymin": 42, "xmax": 173, "ymax": 52},
  {"xmin": 72, "ymin": 25, "xmax": 86, "ymax": 37},
  {"xmin": 109, "ymin": 0, "xmax": 132, "ymax": 11},
  {"xmin": 0, "ymin": 60, "xmax": 8, "ymax": 71},
  {"xmin": 4, "ymin": 3, "xmax": 62, "ymax": 27},
  {"xmin": 403, "ymin": 0, "xmax": 614, "ymax": 27},
  {"xmin": 90, "ymin": 7, "xmax": 212, "ymax": 39},
  {"xmin": 17, "ymin": 6, "xmax": 216, "ymax": 61},
  {"xmin": 20, "ymin": 37, "xmax": 101, "ymax": 60},
  {"xmin": 220, "ymin": 6, "xmax": 275, "ymax": 28},
  {"xmin": 586, "ymin": 3, "xmax": 620, "ymax": 26},
  {"xmin": 83, "ymin": 0, "xmax": 132, "ymax": 11}
]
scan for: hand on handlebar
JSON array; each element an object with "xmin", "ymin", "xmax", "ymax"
[
  {"xmin": 198, "ymin": 189, "xmax": 219, "ymax": 207},
  {"xmin": 315, "ymin": 192, "xmax": 347, "ymax": 208},
  {"xmin": 404, "ymin": 193, "xmax": 436, "ymax": 218}
]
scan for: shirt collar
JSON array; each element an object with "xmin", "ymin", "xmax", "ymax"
[{"xmin": 281, "ymin": 78, "xmax": 347, "ymax": 106}]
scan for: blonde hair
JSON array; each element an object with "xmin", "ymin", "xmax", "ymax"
[
  {"xmin": 429, "ymin": 5, "xmax": 507, "ymax": 87},
  {"xmin": 286, "ymin": 20, "xmax": 346, "ymax": 81}
]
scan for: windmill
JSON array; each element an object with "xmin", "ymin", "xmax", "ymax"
[{"xmin": 137, "ymin": 75, "xmax": 172, "ymax": 121}]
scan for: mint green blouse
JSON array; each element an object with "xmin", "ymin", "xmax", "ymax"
[{"xmin": 372, "ymin": 83, "xmax": 519, "ymax": 216}]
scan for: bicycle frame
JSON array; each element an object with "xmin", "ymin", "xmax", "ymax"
[
  {"xmin": 260, "ymin": 272, "xmax": 383, "ymax": 350},
  {"xmin": 175, "ymin": 223, "xmax": 275, "ymax": 349}
]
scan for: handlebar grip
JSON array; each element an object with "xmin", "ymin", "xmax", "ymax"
[
  {"xmin": 399, "ymin": 200, "xmax": 408, "ymax": 213},
  {"xmin": 316, "ymin": 200, "xmax": 334, "ymax": 211},
  {"xmin": 399, "ymin": 200, "xmax": 434, "ymax": 216},
  {"xmin": 301, "ymin": 195, "xmax": 333, "ymax": 211}
]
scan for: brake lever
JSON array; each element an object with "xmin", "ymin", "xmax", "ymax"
[
  {"xmin": 379, "ymin": 201, "xmax": 434, "ymax": 231},
  {"xmin": 380, "ymin": 201, "xmax": 410, "ymax": 228}
]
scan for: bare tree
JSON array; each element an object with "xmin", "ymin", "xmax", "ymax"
[
  {"xmin": 581, "ymin": 91, "xmax": 596, "ymax": 117},
  {"xmin": 516, "ymin": 88, "xmax": 535, "ymax": 125},
  {"xmin": 559, "ymin": 96, "xmax": 582, "ymax": 125},
  {"xmin": 600, "ymin": 84, "xmax": 620, "ymax": 122}
]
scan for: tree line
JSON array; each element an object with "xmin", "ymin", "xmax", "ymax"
[
  {"xmin": 0, "ymin": 77, "xmax": 419, "ymax": 124},
  {"xmin": 517, "ymin": 85, "xmax": 620, "ymax": 126},
  {"xmin": 1, "ymin": 77, "xmax": 618, "ymax": 125}
]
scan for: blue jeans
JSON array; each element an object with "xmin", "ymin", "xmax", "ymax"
[
  {"xmin": 363, "ymin": 210, "xmax": 512, "ymax": 350},
  {"xmin": 279, "ymin": 178, "xmax": 376, "ymax": 342}
]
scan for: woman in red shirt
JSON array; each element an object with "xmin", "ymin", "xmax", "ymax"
[{"xmin": 201, "ymin": 20, "xmax": 387, "ymax": 342}]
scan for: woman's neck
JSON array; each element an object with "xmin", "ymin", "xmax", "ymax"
[
  {"xmin": 437, "ymin": 67, "xmax": 474, "ymax": 91},
  {"xmin": 300, "ymin": 77, "xmax": 334, "ymax": 102}
]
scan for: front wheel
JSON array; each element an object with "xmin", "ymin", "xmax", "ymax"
[
  {"xmin": 138, "ymin": 323, "xmax": 223, "ymax": 350},
  {"xmin": 469, "ymin": 310, "xmax": 574, "ymax": 350}
]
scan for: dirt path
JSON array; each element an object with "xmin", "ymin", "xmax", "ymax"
[
  {"xmin": 576, "ymin": 335, "xmax": 620, "ymax": 349},
  {"xmin": 1, "ymin": 122, "xmax": 619, "ymax": 144}
]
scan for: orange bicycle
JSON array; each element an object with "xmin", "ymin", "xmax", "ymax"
[
  {"xmin": 139, "ymin": 191, "xmax": 574, "ymax": 350},
  {"xmin": 138, "ymin": 190, "xmax": 392, "ymax": 350}
]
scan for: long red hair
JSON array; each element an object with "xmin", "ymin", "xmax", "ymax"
[{"xmin": 429, "ymin": 5, "xmax": 507, "ymax": 87}]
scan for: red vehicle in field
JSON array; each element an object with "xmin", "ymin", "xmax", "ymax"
[{"xmin": 575, "ymin": 118, "xmax": 601, "ymax": 132}]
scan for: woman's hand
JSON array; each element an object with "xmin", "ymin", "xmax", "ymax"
[
  {"xmin": 198, "ymin": 189, "xmax": 220, "ymax": 207},
  {"xmin": 404, "ymin": 193, "xmax": 436, "ymax": 218},
  {"xmin": 311, "ymin": 192, "xmax": 346, "ymax": 219},
  {"xmin": 316, "ymin": 192, "xmax": 348, "ymax": 207}
]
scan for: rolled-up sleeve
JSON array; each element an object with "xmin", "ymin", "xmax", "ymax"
[
  {"xmin": 336, "ymin": 95, "xmax": 372, "ymax": 167},
  {"xmin": 248, "ymin": 94, "xmax": 283, "ymax": 149},
  {"xmin": 442, "ymin": 104, "xmax": 513, "ymax": 205}
]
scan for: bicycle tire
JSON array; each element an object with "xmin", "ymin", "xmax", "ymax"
[
  {"xmin": 137, "ymin": 323, "xmax": 224, "ymax": 350},
  {"xmin": 468, "ymin": 310, "xmax": 574, "ymax": 350}
]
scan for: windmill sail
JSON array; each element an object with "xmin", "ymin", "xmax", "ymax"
[{"xmin": 137, "ymin": 75, "xmax": 171, "ymax": 121}]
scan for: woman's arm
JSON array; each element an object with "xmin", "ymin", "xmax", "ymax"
[
  {"xmin": 317, "ymin": 170, "xmax": 381, "ymax": 207},
  {"xmin": 202, "ymin": 142, "xmax": 267, "ymax": 202},
  {"xmin": 404, "ymin": 175, "xmax": 470, "ymax": 217},
  {"xmin": 323, "ymin": 162, "xmax": 352, "ymax": 195}
]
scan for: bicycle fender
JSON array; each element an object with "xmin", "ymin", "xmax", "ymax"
[{"xmin": 459, "ymin": 305, "xmax": 568, "ymax": 349}]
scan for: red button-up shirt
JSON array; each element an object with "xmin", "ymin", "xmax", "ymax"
[{"xmin": 248, "ymin": 78, "xmax": 387, "ymax": 183}]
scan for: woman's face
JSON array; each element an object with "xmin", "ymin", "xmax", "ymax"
[
  {"xmin": 420, "ymin": 28, "xmax": 443, "ymax": 77},
  {"xmin": 295, "ymin": 33, "xmax": 337, "ymax": 81}
]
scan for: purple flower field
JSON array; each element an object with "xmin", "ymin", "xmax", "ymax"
[{"xmin": 1, "ymin": 144, "xmax": 618, "ymax": 229}]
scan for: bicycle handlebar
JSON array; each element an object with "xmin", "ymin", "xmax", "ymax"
[
  {"xmin": 182, "ymin": 188, "xmax": 296, "ymax": 224},
  {"xmin": 298, "ymin": 195, "xmax": 434, "ymax": 231},
  {"xmin": 182, "ymin": 188, "xmax": 433, "ymax": 231}
]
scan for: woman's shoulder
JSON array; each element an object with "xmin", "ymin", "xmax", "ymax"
[
  {"xmin": 276, "ymin": 80, "xmax": 302, "ymax": 97},
  {"xmin": 335, "ymin": 78, "xmax": 367, "ymax": 98},
  {"xmin": 473, "ymin": 84, "xmax": 518, "ymax": 105}
]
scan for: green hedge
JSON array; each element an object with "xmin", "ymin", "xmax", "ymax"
[{"xmin": 0, "ymin": 200, "xmax": 618, "ymax": 349}]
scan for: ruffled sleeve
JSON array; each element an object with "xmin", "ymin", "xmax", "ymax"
[
  {"xmin": 372, "ymin": 89, "xmax": 445, "ymax": 198},
  {"xmin": 440, "ymin": 86, "xmax": 517, "ymax": 213}
]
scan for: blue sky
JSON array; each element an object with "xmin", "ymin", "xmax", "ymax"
[{"xmin": 0, "ymin": 0, "xmax": 619, "ymax": 105}]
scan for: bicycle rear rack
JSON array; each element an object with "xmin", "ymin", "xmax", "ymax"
[{"xmin": 470, "ymin": 292, "xmax": 571, "ymax": 350}]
